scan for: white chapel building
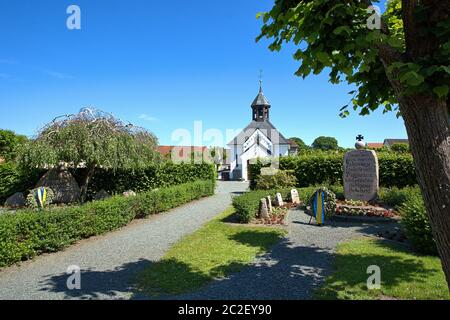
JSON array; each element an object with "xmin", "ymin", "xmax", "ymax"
[{"xmin": 227, "ymin": 83, "xmax": 292, "ymax": 181}]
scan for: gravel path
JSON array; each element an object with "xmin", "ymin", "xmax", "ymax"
[
  {"xmin": 0, "ymin": 181, "xmax": 248, "ymax": 300},
  {"xmin": 170, "ymin": 208, "xmax": 401, "ymax": 300}
]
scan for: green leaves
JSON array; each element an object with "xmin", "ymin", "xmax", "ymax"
[
  {"xmin": 257, "ymin": 0, "xmax": 449, "ymax": 115},
  {"xmin": 433, "ymin": 85, "xmax": 449, "ymax": 98},
  {"xmin": 400, "ymin": 71, "xmax": 425, "ymax": 87}
]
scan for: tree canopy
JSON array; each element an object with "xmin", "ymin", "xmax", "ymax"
[
  {"xmin": 257, "ymin": 0, "xmax": 449, "ymax": 117},
  {"xmin": 312, "ymin": 136, "xmax": 339, "ymax": 150},
  {"xmin": 0, "ymin": 129, "xmax": 27, "ymax": 162},
  {"xmin": 289, "ymin": 137, "xmax": 309, "ymax": 150}
]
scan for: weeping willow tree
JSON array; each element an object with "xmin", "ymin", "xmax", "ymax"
[{"xmin": 18, "ymin": 108, "xmax": 161, "ymax": 202}]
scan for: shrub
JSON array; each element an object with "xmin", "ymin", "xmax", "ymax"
[
  {"xmin": 400, "ymin": 194, "xmax": 437, "ymax": 255},
  {"xmin": 0, "ymin": 163, "xmax": 44, "ymax": 203},
  {"xmin": 390, "ymin": 143, "xmax": 410, "ymax": 153},
  {"xmin": 232, "ymin": 189, "xmax": 291, "ymax": 223},
  {"xmin": 255, "ymin": 170, "xmax": 297, "ymax": 190},
  {"xmin": 307, "ymin": 187, "xmax": 337, "ymax": 219},
  {"xmin": 249, "ymin": 152, "xmax": 416, "ymax": 189},
  {"xmin": 0, "ymin": 180, "xmax": 215, "ymax": 267},
  {"xmin": 379, "ymin": 186, "xmax": 422, "ymax": 209}
]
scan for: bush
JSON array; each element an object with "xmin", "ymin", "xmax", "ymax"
[
  {"xmin": 0, "ymin": 163, "xmax": 44, "ymax": 203},
  {"xmin": 255, "ymin": 170, "xmax": 297, "ymax": 190},
  {"xmin": 379, "ymin": 186, "xmax": 422, "ymax": 209},
  {"xmin": 400, "ymin": 194, "xmax": 437, "ymax": 255},
  {"xmin": 232, "ymin": 188, "xmax": 291, "ymax": 223},
  {"xmin": 0, "ymin": 180, "xmax": 215, "ymax": 267},
  {"xmin": 249, "ymin": 152, "xmax": 416, "ymax": 189},
  {"xmin": 390, "ymin": 143, "xmax": 410, "ymax": 153},
  {"xmin": 1, "ymin": 162, "xmax": 216, "ymax": 204}
]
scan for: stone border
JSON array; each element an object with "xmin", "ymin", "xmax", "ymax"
[{"xmin": 331, "ymin": 214, "xmax": 401, "ymax": 224}]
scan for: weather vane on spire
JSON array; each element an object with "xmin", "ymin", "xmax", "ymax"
[{"xmin": 259, "ymin": 69, "xmax": 263, "ymax": 91}]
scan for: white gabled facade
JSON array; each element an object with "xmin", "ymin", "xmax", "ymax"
[{"xmin": 227, "ymin": 84, "xmax": 291, "ymax": 181}]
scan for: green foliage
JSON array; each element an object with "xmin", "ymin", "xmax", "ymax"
[
  {"xmin": 232, "ymin": 189, "xmax": 291, "ymax": 223},
  {"xmin": 379, "ymin": 185, "xmax": 421, "ymax": 209},
  {"xmin": 254, "ymin": 170, "xmax": 297, "ymax": 190},
  {"xmin": 390, "ymin": 143, "xmax": 410, "ymax": 153},
  {"xmin": 18, "ymin": 108, "xmax": 161, "ymax": 171},
  {"xmin": 0, "ymin": 129, "xmax": 27, "ymax": 161},
  {"xmin": 0, "ymin": 162, "xmax": 215, "ymax": 204},
  {"xmin": 308, "ymin": 187, "xmax": 337, "ymax": 219},
  {"xmin": 0, "ymin": 180, "xmax": 215, "ymax": 267},
  {"xmin": 0, "ymin": 163, "xmax": 44, "ymax": 203},
  {"xmin": 401, "ymin": 194, "xmax": 437, "ymax": 255},
  {"xmin": 312, "ymin": 136, "xmax": 339, "ymax": 151},
  {"xmin": 257, "ymin": 0, "xmax": 450, "ymax": 115},
  {"xmin": 288, "ymin": 137, "xmax": 309, "ymax": 150},
  {"xmin": 249, "ymin": 153, "xmax": 416, "ymax": 190}
]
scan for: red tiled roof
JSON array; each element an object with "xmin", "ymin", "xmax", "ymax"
[
  {"xmin": 157, "ymin": 146, "xmax": 209, "ymax": 157},
  {"xmin": 367, "ymin": 143, "xmax": 384, "ymax": 149}
]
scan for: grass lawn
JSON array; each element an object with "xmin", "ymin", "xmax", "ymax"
[
  {"xmin": 135, "ymin": 207, "xmax": 286, "ymax": 296},
  {"xmin": 316, "ymin": 238, "xmax": 449, "ymax": 300}
]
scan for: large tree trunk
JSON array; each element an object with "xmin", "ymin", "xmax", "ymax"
[
  {"xmin": 79, "ymin": 163, "xmax": 96, "ymax": 203},
  {"xmin": 398, "ymin": 94, "xmax": 450, "ymax": 290}
]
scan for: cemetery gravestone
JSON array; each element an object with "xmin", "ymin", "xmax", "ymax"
[
  {"xmin": 275, "ymin": 193, "xmax": 284, "ymax": 207},
  {"xmin": 291, "ymin": 189, "xmax": 300, "ymax": 205},
  {"xmin": 259, "ymin": 198, "xmax": 270, "ymax": 219},
  {"xmin": 266, "ymin": 196, "xmax": 273, "ymax": 213}
]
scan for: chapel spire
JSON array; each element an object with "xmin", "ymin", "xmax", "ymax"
[{"xmin": 251, "ymin": 76, "xmax": 271, "ymax": 122}]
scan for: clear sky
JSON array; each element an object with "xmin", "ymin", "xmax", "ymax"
[{"xmin": 0, "ymin": 0, "xmax": 406, "ymax": 148}]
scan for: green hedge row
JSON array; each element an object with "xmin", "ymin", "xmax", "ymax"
[
  {"xmin": 0, "ymin": 162, "xmax": 216, "ymax": 204},
  {"xmin": 249, "ymin": 153, "xmax": 416, "ymax": 189},
  {"xmin": 0, "ymin": 180, "xmax": 215, "ymax": 267}
]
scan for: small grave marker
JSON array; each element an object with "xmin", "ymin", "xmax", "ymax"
[{"xmin": 291, "ymin": 189, "xmax": 300, "ymax": 205}]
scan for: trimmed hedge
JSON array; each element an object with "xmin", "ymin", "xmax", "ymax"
[
  {"xmin": 0, "ymin": 180, "xmax": 215, "ymax": 267},
  {"xmin": 249, "ymin": 153, "xmax": 416, "ymax": 189},
  {"xmin": 0, "ymin": 162, "xmax": 216, "ymax": 204}
]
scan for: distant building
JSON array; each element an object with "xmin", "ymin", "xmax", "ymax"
[
  {"xmin": 288, "ymin": 139, "xmax": 299, "ymax": 155},
  {"xmin": 367, "ymin": 143, "xmax": 384, "ymax": 149},
  {"xmin": 227, "ymin": 82, "xmax": 294, "ymax": 181},
  {"xmin": 366, "ymin": 139, "xmax": 409, "ymax": 149},
  {"xmin": 157, "ymin": 145, "xmax": 209, "ymax": 161},
  {"xmin": 383, "ymin": 139, "xmax": 409, "ymax": 148}
]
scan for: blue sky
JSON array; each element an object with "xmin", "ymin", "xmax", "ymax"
[{"xmin": 0, "ymin": 0, "xmax": 405, "ymax": 148}]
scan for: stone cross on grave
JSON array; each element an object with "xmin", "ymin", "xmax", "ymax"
[{"xmin": 356, "ymin": 134, "xmax": 364, "ymax": 142}]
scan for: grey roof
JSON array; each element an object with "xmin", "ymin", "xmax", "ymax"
[
  {"xmin": 227, "ymin": 120, "xmax": 290, "ymax": 145},
  {"xmin": 384, "ymin": 139, "xmax": 409, "ymax": 146},
  {"xmin": 251, "ymin": 87, "xmax": 271, "ymax": 107}
]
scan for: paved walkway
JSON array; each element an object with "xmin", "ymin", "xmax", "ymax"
[
  {"xmin": 0, "ymin": 181, "xmax": 249, "ymax": 300},
  {"xmin": 170, "ymin": 209, "xmax": 401, "ymax": 300}
]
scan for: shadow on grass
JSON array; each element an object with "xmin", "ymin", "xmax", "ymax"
[{"xmin": 316, "ymin": 239, "xmax": 442, "ymax": 300}]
